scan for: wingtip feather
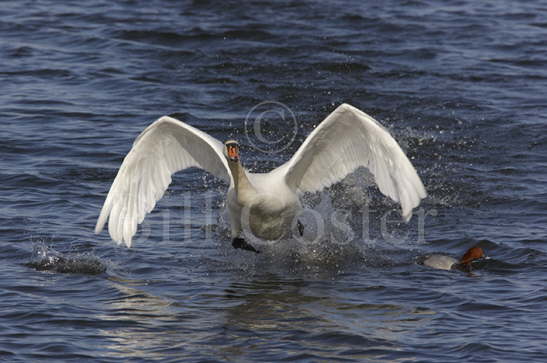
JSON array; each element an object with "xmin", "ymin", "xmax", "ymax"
[
  {"xmin": 123, "ymin": 237, "xmax": 132, "ymax": 248},
  {"xmin": 94, "ymin": 223, "xmax": 103, "ymax": 235}
]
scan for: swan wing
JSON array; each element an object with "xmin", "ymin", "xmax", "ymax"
[
  {"xmin": 95, "ymin": 116, "xmax": 231, "ymax": 247},
  {"xmin": 283, "ymin": 103, "xmax": 426, "ymax": 221}
]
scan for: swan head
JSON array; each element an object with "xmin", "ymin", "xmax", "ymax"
[
  {"xmin": 459, "ymin": 246, "xmax": 485, "ymax": 265},
  {"xmin": 224, "ymin": 140, "xmax": 240, "ymax": 163}
]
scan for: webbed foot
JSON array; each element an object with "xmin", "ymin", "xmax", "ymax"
[{"xmin": 232, "ymin": 237, "xmax": 260, "ymax": 253}]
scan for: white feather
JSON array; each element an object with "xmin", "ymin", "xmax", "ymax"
[
  {"xmin": 282, "ymin": 103, "xmax": 426, "ymax": 221},
  {"xmin": 95, "ymin": 104, "xmax": 427, "ymax": 247},
  {"xmin": 94, "ymin": 116, "xmax": 230, "ymax": 247}
]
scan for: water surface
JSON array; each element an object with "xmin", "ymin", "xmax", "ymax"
[{"xmin": 1, "ymin": 1, "xmax": 546, "ymax": 361}]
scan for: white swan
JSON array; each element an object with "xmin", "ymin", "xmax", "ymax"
[{"xmin": 95, "ymin": 103, "xmax": 427, "ymax": 252}]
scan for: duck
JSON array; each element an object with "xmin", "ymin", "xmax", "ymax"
[
  {"xmin": 94, "ymin": 103, "xmax": 427, "ymax": 252},
  {"xmin": 419, "ymin": 246, "xmax": 485, "ymax": 271}
]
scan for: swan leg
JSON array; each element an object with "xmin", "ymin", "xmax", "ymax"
[
  {"xmin": 232, "ymin": 237, "xmax": 260, "ymax": 254},
  {"xmin": 297, "ymin": 220, "xmax": 304, "ymax": 236}
]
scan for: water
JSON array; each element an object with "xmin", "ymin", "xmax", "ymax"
[{"xmin": 2, "ymin": 0, "xmax": 546, "ymax": 361}]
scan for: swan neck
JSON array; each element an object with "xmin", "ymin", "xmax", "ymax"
[{"xmin": 228, "ymin": 160, "xmax": 255, "ymax": 202}]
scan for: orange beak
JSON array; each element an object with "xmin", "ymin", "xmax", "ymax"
[{"xmin": 227, "ymin": 145, "xmax": 239, "ymax": 161}]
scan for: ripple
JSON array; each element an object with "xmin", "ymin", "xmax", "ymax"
[
  {"xmin": 0, "ymin": 69, "xmax": 74, "ymax": 79},
  {"xmin": 2, "ymin": 0, "xmax": 547, "ymax": 362}
]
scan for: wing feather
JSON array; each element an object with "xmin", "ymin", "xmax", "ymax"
[
  {"xmin": 283, "ymin": 103, "xmax": 426, "ymax": 221},
  {"xmin": 95, "ymin": 116, "xmax": 231, "ymax": 247}
]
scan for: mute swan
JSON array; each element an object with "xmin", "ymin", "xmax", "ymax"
[
  {"xmin": 418, "ymin": 246, "xmax": 485, "ymax": 271},
  {"xmin": 95, "ymin": 103, "xmax": 427, "ymax": 252}
]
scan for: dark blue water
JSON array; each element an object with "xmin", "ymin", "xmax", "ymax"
[{"xmin": 2, "ymin": 1, "xmax": 546, "ymax": 361}]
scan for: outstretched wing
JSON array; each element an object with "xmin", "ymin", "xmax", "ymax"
[
  {"xmin": 282, "ymin": 103, "xmax": 426, "ymax": 222},
  {"xmin": 95, "ymin": 116, "xmax": 231, "ymax": 247}
]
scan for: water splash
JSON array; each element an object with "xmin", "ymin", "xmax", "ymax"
[{"xmin": 26, "ymin": 243, "xmax": 106, "ymax": 274}]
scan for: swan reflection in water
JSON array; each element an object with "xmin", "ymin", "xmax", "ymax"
[{"xmin": 98, "ymin": 271, "xmax": 434, "ymax": 361}]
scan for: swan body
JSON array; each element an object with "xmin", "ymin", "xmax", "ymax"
[
  {"xmin": 225, "ymin": 168, "xmax": 300, "ymax": 241},
  {"xmin": 95, "ymin": 103, "xmax": 427, "ymax": 249}
]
